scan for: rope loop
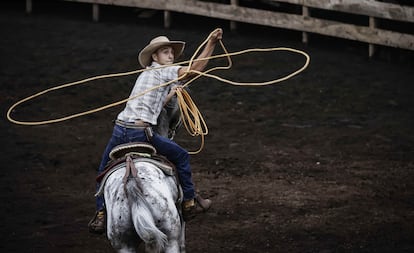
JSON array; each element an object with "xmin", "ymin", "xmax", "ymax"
[{"xmin": 6, "ymin": 32, "xmax": 310, "ymax": 154}]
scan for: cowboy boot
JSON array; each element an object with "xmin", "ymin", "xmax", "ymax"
[
  {"xmin": 196, "ymin": 194, "xmax": 212, "ymax": 210},
  {"xmin": 182, "ymin": 194, "xmax": 212, "ymax": 221},
  {"xmin": 88, "ymin": 209, "xmax": 106, "ymax": 234}
]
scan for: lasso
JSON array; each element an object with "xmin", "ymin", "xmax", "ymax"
[{"xmin": 6, "ymin": 30, "xmax": 310, "ymax": 154}]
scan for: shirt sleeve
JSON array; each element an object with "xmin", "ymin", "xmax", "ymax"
[{"xmin": 161, "ymin": 65, "xmax": 181, "ymax": 83}]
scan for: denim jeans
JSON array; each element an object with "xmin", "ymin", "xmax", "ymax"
[{"xmin": 95, "ymin": 124, "xmax": 195, "ymax": 210}]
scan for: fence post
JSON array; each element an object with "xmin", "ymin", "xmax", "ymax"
[
  {"xmin": 92, "ymin": 4, "xmax": 100, "ymax": 22},
  {"xmin": 164, "ymin": 10, "xmax": 171, "ymax": 28},
  {"xmin": 302, "ymin": 5, "xmax": 309, "ymax": 44},
  {"xmin": 230, "ymin": 0, "xmax": 239, "ymax": 31},
  {"xmin": 26, "ymin": 0, "xmax": 32, "ymax": 14},
  {"xmin": 369, "ymin": 17, "xmax": 377, "ymax": 57}
]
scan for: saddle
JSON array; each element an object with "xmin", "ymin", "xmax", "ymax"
[{"xmin": 95, "ymin": 142, "xmax": 178, "ymax": 197}]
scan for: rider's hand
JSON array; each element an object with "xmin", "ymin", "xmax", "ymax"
[
  {"xmin": 172, "ymin": 85, "xmax": 183, "ymax": 92},
  {"xmin": 209, "ymin": 28, "xmax": 223, "ymax": 43}
]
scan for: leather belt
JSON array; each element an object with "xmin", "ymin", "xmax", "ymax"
[{"xmin": 115, "ymin": 119, "xmax": 150, "ymax": 129}]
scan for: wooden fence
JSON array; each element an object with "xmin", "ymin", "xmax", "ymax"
[{"xmin": 25, "ymin": 0, "xmax": 414, "ymax": 56}]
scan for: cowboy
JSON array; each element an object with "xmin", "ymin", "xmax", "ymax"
[{"xmin": 88, "ymin": 28, "xmax": 223, "ymax": 234}]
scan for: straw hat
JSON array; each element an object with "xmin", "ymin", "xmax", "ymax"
[{"xmin": 138, "ymin": 36, "xmax": 185, "ymax": 68}]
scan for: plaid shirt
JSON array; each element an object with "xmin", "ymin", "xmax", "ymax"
[{"xmin": 117, "ymin": 62, "xmax": 181, "ymax": 125}]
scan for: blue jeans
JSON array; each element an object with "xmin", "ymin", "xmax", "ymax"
[{"xmin": 95, "ymin": 124, "xmax": 195, "ymax": 210}]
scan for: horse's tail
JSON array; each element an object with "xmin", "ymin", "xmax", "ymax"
[{"xmin": 126, "ymin": 178, "xmax": 167, "ymax": 252}]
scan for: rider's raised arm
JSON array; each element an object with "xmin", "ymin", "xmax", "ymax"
[{"xmin": 178, "ymin": 28, "xmax": 223, "ymax": 79}]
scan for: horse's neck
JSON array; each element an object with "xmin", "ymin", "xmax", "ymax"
[{"xmin": 155, "ymin": 97, "xmax": 181, "ymax": 139}]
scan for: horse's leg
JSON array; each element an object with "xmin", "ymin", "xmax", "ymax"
[
  {"xmin": 144, "ymin": 238, "xmax": 179, "ymax": 253},
  {"xmin": 142, "ymin": 180, "xmax": 182, "ymax": 253},
  {"xmin": 107, "ymin": 203, "xmax": 140, "ymax": 252},
  {"xmin": 163, "ymin": 240, "xmax": 180, "ymax": 253},
  {"xmin": 161, "ymin": 204, "xmax": 183, "ymax": 253}
]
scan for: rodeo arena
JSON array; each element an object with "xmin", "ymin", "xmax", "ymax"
[{"xmin": 1, "ymin": 0, "xmax": 413, "ymax": 252}]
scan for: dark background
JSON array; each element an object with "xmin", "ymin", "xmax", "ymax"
[{"xmin": 1, "ymin": 1, "xmax": 413, "ymax": 252}]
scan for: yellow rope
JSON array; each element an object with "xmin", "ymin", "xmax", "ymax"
[{"xmin": 6, "ymin": 30, "xmax": 310, "ymax": 154}]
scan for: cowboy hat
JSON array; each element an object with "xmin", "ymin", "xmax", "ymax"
[{"xmin": 138, "ymin": 36, "xmax": 185, "ymax": 68}]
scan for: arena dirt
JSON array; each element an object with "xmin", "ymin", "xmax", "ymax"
[{"xmin": 1, "ymin": 3, "xmax": 413, "ymax": 253}]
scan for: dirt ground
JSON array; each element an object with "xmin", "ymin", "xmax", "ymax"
[{"xmin": 1, "ymin": 2, "xmax": 413, "ymax": 253}]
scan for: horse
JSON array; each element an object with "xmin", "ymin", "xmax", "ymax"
[{"xmin": 99, "ymin": 97, "xmax": 186, "ymax": 253}]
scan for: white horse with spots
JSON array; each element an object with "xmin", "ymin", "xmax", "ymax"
[
  {"xmin": 101, "ymin": 98, "xmax": 186, "ymax": 253},
  {"xmin": 103, "ymin": 155, "xmax": 184, "ymax": 253}
]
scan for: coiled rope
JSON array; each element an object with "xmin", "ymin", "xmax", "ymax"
[{"xmin": 6, "ymin": 29, "xmax": 310, "ymax": 154}]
